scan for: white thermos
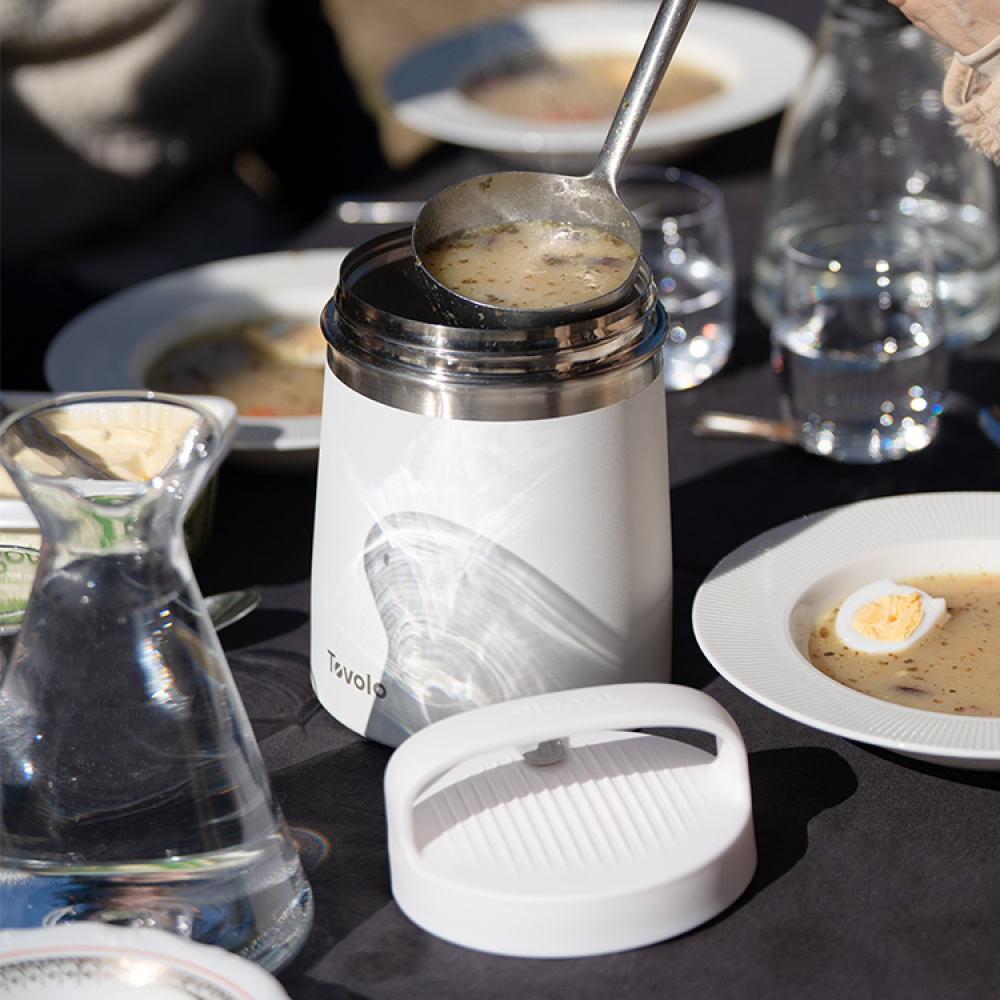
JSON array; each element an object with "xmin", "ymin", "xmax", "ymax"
[{"xmin": 311, "ymin": 230, "xmax": 672, "ymax": 747}]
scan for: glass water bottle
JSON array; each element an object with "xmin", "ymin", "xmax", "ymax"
[
  {"xmin": 752, "ymin": 0, "xmax": 1000, "ymax": 348},
  {"xmin": 0, "ymin": 392, "xmax": 313, "ymax": 972}
]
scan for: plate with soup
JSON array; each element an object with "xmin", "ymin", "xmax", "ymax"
[
  {"xmin": 384, "ymin": 1, "xmax": 812, "ymax": 168},
  {"xmin": 692, "ymin": 492, "xmax": 1000, "ymax": 770},
  {"xmin": 44, "ymin": 249, "xmax": 348, "ymax": 470}
]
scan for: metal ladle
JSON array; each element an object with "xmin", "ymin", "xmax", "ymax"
[{"xmin": 412, "ymin": 0, "xmax": 700, "ymax": 329}]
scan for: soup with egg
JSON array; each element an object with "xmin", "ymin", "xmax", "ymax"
[
  {"xmin": 146, "ymin": 317, "xmax": 325, "ymax": 418},
  {"xmin": 808, "ymin": 572, "xmax": 1000, "ymax": 716},
  {"xmin": 421, "ymin": 220, "xmax": 638, "ymax": 310},
  {"xmin": 464, "ymin": 54, "xmax": 723, "ymax": 123}
]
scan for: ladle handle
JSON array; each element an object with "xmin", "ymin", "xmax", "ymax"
[{"xmin": 590, "ymin": 0, "xmax": 700, "ymax": 192}]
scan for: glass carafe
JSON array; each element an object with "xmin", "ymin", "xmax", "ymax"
[
  {"xmin": 752, "ymin": 0, "xmax": 1000, "ymax": 348},
  {"xmin": 0, "ymin": 392, "xmax": 312, "ymax": 972}
]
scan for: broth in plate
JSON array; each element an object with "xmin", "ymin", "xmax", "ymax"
[
  {"xmin": 464, "ymin": 54, "xmax": 724, "ymax": 123},
  {"xmin": 809, "ymin": 572, "xmax": 1000, "ymax": 716},
  {"xmin": 146, "ymin": 317, "xmax": 325, "ymax": 419}
]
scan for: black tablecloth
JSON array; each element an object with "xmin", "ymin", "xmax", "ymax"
[{"xmin": 187, "ymin": 2, "xmax": 1000, "ymax": 996}]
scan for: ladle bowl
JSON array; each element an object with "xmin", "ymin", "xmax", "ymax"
[{"xmin": 412, "ymin": 0, "xmax": 699, "ymax": 330}]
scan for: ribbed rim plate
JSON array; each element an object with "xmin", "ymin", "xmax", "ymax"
[{"xmin": 693, "ymin": 491, "xmax": 1000, "ymax": 769}]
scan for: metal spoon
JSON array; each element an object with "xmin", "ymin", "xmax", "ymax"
[
  {"xmin": 695, "ymin": 402, "xmax": 1000, "ymax": 451},
  {"xmin": 411, "ymin": 0, "xmax": 699, "ymax": 329},
  {"xmin": 203, "ymin": 588, "xmax": 261, "ymax": 631},
  {"xmin": 335, "ymin": 199, "xmax": 424, "ymax": 225},
  {"xmin": 0, "ymin": 588, "xmax": 260, "ymax": 638},
  {"xmin": 690, "ymin": 411, "xmax": 798, "ymax": 445}
]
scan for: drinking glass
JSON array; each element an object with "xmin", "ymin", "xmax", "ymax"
[
  {"xmin": 771, "ymin": 213, "xmax": 948, "ymax": 463},
  {"xmin": 620, "ymin": 167, "xmax": 735, "ymax": 390}
]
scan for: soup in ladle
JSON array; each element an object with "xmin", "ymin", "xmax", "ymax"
[{"xmin": 420, "ymin": 219, "xmax": 638, "ymax": 311}]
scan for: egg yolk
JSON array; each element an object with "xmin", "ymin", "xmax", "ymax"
[{"xmin": 850, "ymin": 591, "xmax": 924, "ymax": 643}]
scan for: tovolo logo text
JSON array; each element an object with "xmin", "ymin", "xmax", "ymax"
[{"xmin": 328, "ymin": 651, "xmax": 387, "ymax": 699}]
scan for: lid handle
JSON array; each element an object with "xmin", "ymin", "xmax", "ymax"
[{"xmin": 384, "ymin": 683, "xmax": 750, "ymax": 866}]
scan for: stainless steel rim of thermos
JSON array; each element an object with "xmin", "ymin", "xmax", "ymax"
[{"xmin": 322, "ymin": 229, "xmax": 667, "ymax": 422}]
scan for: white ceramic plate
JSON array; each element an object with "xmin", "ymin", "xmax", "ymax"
[
  {"xmin": 385, "ymin": 1, "xmax": 812, "ymax": 166},
  {"xmin": 0, "ymin": 925, "xmax": 290, "ymax": 999},
  {"xmin": 692, "ymin": 492, "xmax": 1000, "ymax": 770},
  {"xmin": 44, "ymin": 250, "xmax": 348, "ymax": 470}
]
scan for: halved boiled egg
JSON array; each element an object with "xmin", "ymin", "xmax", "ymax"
[{"xmin": 835, "ymin": 579, "xmax": 948, "ymax": 654}]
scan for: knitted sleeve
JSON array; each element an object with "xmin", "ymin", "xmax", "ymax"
[{"xmin": 943, "ymin": 33, "xmax": 1000, "ymax": 165}]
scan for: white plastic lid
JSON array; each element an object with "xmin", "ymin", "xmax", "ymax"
[{"xmin": 384, "ymin": 683, "xmax": 756, "ymax": 958}]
